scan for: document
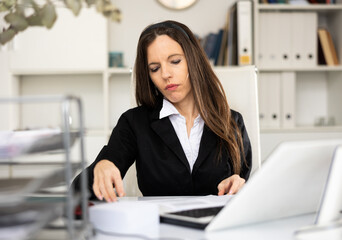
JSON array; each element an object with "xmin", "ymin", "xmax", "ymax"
[{"xmin": 137, "ymin": 195, "xmax": 233, "ymax": 214}]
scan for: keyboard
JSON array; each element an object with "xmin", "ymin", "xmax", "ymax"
[{"xmin": 169, "ymin": 206, "xmax": 224, "ymax": 218}]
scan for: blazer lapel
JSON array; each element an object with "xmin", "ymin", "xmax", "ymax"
[
  {"xmin": 192, "ymin": 126, "xmax": 217, "ymax": 174},
  {"xmin": 150, "ymin": 112, "xmax": 191, "ymax": 172}
]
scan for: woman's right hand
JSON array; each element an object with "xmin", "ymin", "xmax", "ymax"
[{"xmin": 93, "ymin": 159, "xmax": 125, "ymax": 202}]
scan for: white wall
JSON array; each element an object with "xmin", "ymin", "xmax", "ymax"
[
  {"xmin": 261, "ymin": 131, "xmax": 342, "ymax": 161},
  {"xmin": 109, "ymin": 0, "xmax": 235, "ymax": 67}
]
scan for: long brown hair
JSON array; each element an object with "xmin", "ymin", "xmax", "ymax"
[{"xmin": 134, "ymin": 20, "xmax": 245, "ymax": 174}]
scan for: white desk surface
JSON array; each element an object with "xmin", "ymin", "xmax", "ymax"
[
  {"xmin": 89, "ymin": 196, "xmax": 316, "ymax": 240},
  {"xmin": 90, "ymin": 214, "xmax": 315, "ymax": 240},
  {"xmin": 32, "ymin": 213, "xmax": 315, "ymax": 240}
]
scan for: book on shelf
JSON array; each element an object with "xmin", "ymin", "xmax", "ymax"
[
  {"xmin": 213, "ymin": 29, "xmax": 224, "ymax": 66},
  {"xmin": 199, "ymin": 0, "xmax": 253, "ymax": 66},
  {"xmin": 217, "ymin": 12, "xmax": 230, "ymax": 66},
  {"xmin": 203, "ymin": 32, "xmax": 219, "ymax": 65},
  {"xmin": 318, "ymin": 28, "xmax": 339, "ymax": 66}
]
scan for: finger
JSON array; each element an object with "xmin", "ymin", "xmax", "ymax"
[
  {"xmin": 92, "ymin": 179, "xmax": 103, "ymax": 201},
  {"xmin": 217, "ymin": 179, "xmax": 231, "ymax": 195},
  {"xmin": 98, "ymin": 182, "xmax": 113, "ymax": 202},
  {"xmin": 228, "ymin": 178, "xmax": 245, "ymax": 195},
  {"xmin": 103, "ymin": 177, "xmax": 117, "ymax": 202},
  {"xmin": 112, "ymin": 173, "xmax": 125, "ymax": 197},
  {"xmin": 228, "ymin": 179, "xmax": 240, "ymax": 195},
  {"xmin": 217, "ymin": 181, "xmax": 225, "ymax": 196},
  {"xmin": 217, "ymin": 185, "xmax": 225, "ymax": 196},
  {"xmin": 95, "ymin": 172, "xmax": 114, "ymax": 202},
  {"xmin": 93, "ymin": 163, "xmax": 106, "ymax": 201},
  {"xmin": 93, "ymin": 173, "xmax": 104, "ymax": 201}
]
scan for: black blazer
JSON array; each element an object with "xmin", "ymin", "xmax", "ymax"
[{"xmin": 73, "ymin": 99, "xmax": 252, "ymax": 198}]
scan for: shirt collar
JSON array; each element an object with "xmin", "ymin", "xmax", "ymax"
[
  {"xmin": 159, "ymin": 98, "xmax": 203, "ymax": 125},
  {"xmin": 159, "ymin": 98, "xmax": 180, "ymax": 119}
]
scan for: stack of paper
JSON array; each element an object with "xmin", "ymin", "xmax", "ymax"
[
  {"xmin": 0, "ymin": 128, "xmax": 77, "ymax": 160},
  {"xmin": 136, "ymin": 195, "xmax": 233, "ymax": 214}
]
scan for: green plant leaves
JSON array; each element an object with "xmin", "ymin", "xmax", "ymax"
[
  {"xmin": 41, "ymin": 2, "xmax": 56, "ymax": 28},
  {"xmin": 0, "ymin": 0, "xmax": 121, "ymax": 45},
  {"xmin": 0, "ymin": 0, "xmax": 15, "ymax": 12},
  {"xmin": 64, "ymin": 0, "xmax": 82, "ymax": 16},
  {"xmin": 5, "ymin": 12, "xmax": 29, "ymax": 31},
  {"xmin": 0, "ymin": 28, "xmax": 16, "ymax": 45},
  {"xmin": 26, "ymin": 14, "xmax": 43, "ymax": 26},
  {"xmin": 85, "ymin": 0, "xmax": 96, "ymax": 7},
  {"xmin": 96, "ymin": 0, "xmax": 121, "ymax": 22}
]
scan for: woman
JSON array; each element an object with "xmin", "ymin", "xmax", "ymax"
[{"xmin": 74, "ymin": 20, "xmax": 252, "ymax": 202}]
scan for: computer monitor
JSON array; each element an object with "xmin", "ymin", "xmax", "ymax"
[
  {"xmin": 316, "ymin": 145, "xmax": 342, "ymax": 224},
  {"xmin": 295, "ymin": 145, "xmax": 342, "ymax": 240}
]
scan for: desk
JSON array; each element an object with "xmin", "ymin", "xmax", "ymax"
[
  {"xmin": 34, "ymin": 196, "xmax": 342, "ymax": 240},
  {"xmin": 32, "ymin": 213, "xmax": 315, "ymax": 240},
  {"xmin": 31, "ymin": 197, "xmax": 342, "ymax": 240},
  {"xmin": 88, "ymin": 197, "xmax": 316, "ymax": 240},
  {"xmin": 89, "ymin": 214, "xmax": 315, "ymax": 240}
]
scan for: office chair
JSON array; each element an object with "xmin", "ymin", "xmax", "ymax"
[
  {"xmin": 214, "ymin": 65, "xmax": 261, "ymax": 175},
  {"xmin": 124, "ymin": 65, "xmax": 261, "ymax": 196}
]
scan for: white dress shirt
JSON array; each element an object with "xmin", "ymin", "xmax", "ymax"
[{"xmin": 159, "ymin": 98, "xmax": 204, "ymax": 172}]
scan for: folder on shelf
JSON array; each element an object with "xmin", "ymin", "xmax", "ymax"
[
  {"xmin": 258, "ymin": 12, "xmax": 318, "ymax": 68},
  {"xmin": 258, "ymin": 12, "xmax": 281, "ymax": 68},
  {"xmin": 291, "ymin": 12, "xmax": 317, "ymax": 68},
  {"xmin": 258, "ymin": 73, "xmax": 281, "ymax": 129},
  {"xmin": 236, "ymin": 0, "xmax": 253, "ymax": 65},
  {"xmin": 257, "ymin": 13, "xmax": 267, "ymax": 67},
  {"xmin": 281, "ymin": 72, "xmax": 296, "ymax": 128},
  {"xmin": 278, "ymin": 12, "xmax": 293, "ymax": 68},
  {"xmin": 318, "ymin": 28, "xmax": 340, "ymax": 66}
]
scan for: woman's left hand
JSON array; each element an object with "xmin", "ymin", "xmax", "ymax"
[{"xmin": 217, "ymin": 174, "xmax": 246, "ymax": 195}]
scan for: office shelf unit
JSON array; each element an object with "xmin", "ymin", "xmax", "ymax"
[
  {"xmin": 253, "ymin": 0, "xmax": 342, "ymax": 132},
  {"xmin": 0, "ymin": 95, "xmax": 90, "ymax": 240}
]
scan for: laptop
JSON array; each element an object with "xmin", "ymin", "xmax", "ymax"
[{"xmin": 160, "ymin": 139, "xmax": 342, "ymax": 232}]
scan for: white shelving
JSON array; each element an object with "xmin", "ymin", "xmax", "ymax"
[{"xmin": 254, "ymin": 0, "xmax": 342, "ymax": 132}]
